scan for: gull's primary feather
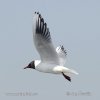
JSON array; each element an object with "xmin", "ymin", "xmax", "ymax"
[{"xmin": 33, "ymin": 12, "xmax": 60, "ymax": 64}]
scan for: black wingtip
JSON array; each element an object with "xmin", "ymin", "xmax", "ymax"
[
  {"xmin": 39, "ymin": 14, "xmax": 41, "ymax": 18},
  {"xmin": 60, "ymin": 45, "xmax": 67, "ymax": 56},
  {"xmin": 35, "ymin": 11, "xmax": 51, "ymax": 42},
  {"xmin": 37, "ymin": 12, "xmax": 39, "ymax": 14}
]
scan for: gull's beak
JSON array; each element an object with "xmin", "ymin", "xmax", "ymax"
[
  {"xmin": 23, "ymin": 63, "xmax": 34, "ymax": 69},
  {"xmin": 24, "ymin": 66, "xmax": 28, "ymax": 69}
]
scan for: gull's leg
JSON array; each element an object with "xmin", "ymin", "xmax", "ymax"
[{"xmin": 62, "ymin": 72, "xmax": 71, "ymax": 82}]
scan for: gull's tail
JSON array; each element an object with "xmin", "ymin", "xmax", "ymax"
[
  {"xmin": 53, "ymin": 66, "xmax": 78, "ymax": 82},
  {"xmin": 61, "ymin": 67, "xmax": 79, "ymax": 82},
  {"xmin": 62, "ymin": 67, "xmax": 79, "ymax": 75},
  {"xmin": 68, "ymin": 68, "xmax": 79, "ymax": 75}
]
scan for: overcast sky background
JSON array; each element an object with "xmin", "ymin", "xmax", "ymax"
[{"xmin": 0, "ymin": 0, "xmax": 100, "ymax": 100}]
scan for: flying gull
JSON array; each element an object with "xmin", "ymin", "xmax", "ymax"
[{"xmin": 24, "ymin": 12, "xmax": 78, "ymax": 82}]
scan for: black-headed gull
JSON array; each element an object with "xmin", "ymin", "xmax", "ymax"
[{"xmin": 24, "ymin": 12, "xmax": 78, "ymax": 82}]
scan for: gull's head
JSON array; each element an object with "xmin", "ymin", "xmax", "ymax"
[{"xmin": 24, "ymin": 61, "xmax": 35, "ymax": 69}]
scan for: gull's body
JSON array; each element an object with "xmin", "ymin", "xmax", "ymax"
[{"xmin": 24, "ymin": 12, "xmax": 78, "ymax": 82}]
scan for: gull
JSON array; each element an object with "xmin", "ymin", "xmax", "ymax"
[{"xmin": 24, "ymin": 12, "xmax": 78, "ymax": 82}]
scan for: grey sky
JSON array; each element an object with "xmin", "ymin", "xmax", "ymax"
[{"xmin": 0, "ymin": 0, "xmax": 100, "ymax": 100}]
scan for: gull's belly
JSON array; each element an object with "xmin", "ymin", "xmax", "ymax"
[{"xmin": 35, "ymin": 63, "xmax": 62, "ymax": 74}]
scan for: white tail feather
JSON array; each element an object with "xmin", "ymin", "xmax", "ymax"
[
  {"xmin": 69, "ymin": 69, "xmax": 79, "ymax": 75},
  {"xmin": 62, "ymin": 67, "xmax": 79, "ymax": 75}
]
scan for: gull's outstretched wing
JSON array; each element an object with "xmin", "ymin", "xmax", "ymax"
[
  {"xmin": 33, "ymin": 12, "xmax": 59, "ymax": 64},
  {"xmin": 56, "ymin": 45, "xmax": 67, "ymax": 66}
]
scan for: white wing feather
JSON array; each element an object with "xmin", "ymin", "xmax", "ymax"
[
  {"xmin": 56, "ymin": 45, "xmax": 67, "ymax": 66},
  {"xmin": 33, "ymin": 12, "xmax": 59, "ymax": 64}
]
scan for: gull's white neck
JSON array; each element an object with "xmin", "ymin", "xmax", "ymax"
[{"xmin": 34, "ymin": 60, "xmax": 41, "ymax": 67}]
